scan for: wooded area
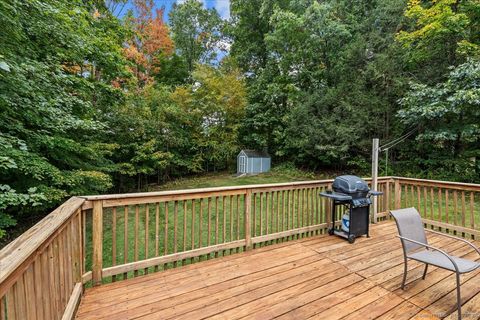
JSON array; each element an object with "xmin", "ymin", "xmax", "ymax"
[{"xmin": 0, "ymin": 0, "xmax": 479, "ymax": 238}]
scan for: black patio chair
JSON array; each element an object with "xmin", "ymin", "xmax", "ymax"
[{"xmin": 390, "ymin": 207, "xmax": 480, "ymax": 320}]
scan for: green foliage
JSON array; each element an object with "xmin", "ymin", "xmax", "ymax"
[
  {"xmin": 0, "ymin": 0, "xmax": 129, "ymax": 237},
  {"xmin": 169, "ymin": 0, "xmax": 226, "ymax": 73},
  {"xmin": 397, "ymin": 0, "xmax": 480, "ymax": 81},
  {"xmin": 398, "ymin": 59, "xmax": 480, "ymax": 181}
]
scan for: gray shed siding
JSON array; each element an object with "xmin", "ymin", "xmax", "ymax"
[{"xmin": 237, "ymin": 150, "xmax": 271, "ymax": 174}]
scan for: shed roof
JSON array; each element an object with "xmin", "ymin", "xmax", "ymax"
[{"xmin": 240, "ymin": 149, "xmax": 270, "ymax": 158}]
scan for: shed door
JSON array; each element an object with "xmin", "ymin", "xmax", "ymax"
[{"xmin": 239, "ymin": 155, "xmax": 247, "ymax": 173}]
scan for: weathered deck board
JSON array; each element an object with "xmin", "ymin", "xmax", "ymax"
[{"xmin": 76, "ymin": 221, "xmax": 480, "ymax": 320}]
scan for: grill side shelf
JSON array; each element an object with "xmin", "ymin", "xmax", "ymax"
[{"xmin": 319, "ymin": 192, "xmax": 352, "ymax": 201}]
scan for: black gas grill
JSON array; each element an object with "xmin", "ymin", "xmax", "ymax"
[{"xmin": 320, "ymin": 175, "xmax": 382, "ymax": 243}]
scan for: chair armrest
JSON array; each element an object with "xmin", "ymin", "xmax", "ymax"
[
  {"xmin": 396, "ymin": 235, "xmax": 461, "ymax": 273},
  {"xmin": 424, "ymin": 229, "xmax": 480, "ymax": 256}
]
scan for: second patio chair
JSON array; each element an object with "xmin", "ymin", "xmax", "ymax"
[{"xmin": 390, "ymin": 207, "xmax": 480, "ymax": 320}]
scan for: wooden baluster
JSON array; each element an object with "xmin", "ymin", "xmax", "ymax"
[
  {"xmin": 470, "ymin": 192, "xmax": 475, "ymax": 231},
  {"xmin": 275, "ymin": 191, "xmax": 279, "ymax": 235},
  {"xmin": 173, "ymin": 201, "xmax": 178, "ymax": 266},
  {"xmin": 461, "ymin": 192, "xmax": 466, "ymax": 227},
  {"xmin": 236, "ymin": 195, "xmax": 240, "ymax": 241},
  {"xmin": 199, "ymin": 199, "xmax": 203, "ymax": 259},
  {"xmin": 0, "ymin": 295, "xmax": 6, "ymax": 320},
  {"xmin": 215, "ymin": 197, "xmax": 219, "ymax": 258},
  {"xmin": 123, "ymin": 206, "xmax": 128, "ymax": 279},
  {"xmin": 155, "ymin": 203, "xmax": 159, "ymax": 271},
  {"xmin": 236, "ymin": 195, "xmax": 241, "ymax": 253},
  {"xmin": 144, "ymin": 204, "xmax": 149, "ymax": 274},
  {"xmin": 297, "ymin": 189, "xmax": 301, "ymax": 231},
  {"xmin": 453, "ymin": 191, "xmax": 458, "ymax": 226},
  {"xmin": 445, "ymin": 190, "xmax": 449, "ymax": 225},
  {"xmin": 112, "ymin": 207, "xmax": 117, "ymax": 281},
  {"xmin": 291, "ymin": 189, "xmax": 295, "ymax": 233},
  {"xmin": 34, "ymin": 259, "xmax": 45, "ymax": 319},
  {"xmin": 62, "ymin": 226, "xmax": 70, "ymax": 300},
  {"xmin": 5, "ymin": 287, "xmax": 16, "ymax": 320},
  {"xmin": 163, "ymin": 202, "xmax": 169, "ymax": 269},
  {"xmin": 207, "ymin": 198, "xmax": 212, "ymax": 253},
  {"xmin": 416, "ymin": 186, "xmax": 421, "ymax": 216},
  {"xmin": 230, "ymin": 195, "xmax": 234, "ymax": 254},
  {"xmin": 92, "ymin": 200, "xmax": 103, "ymax": 286},
  {"xmin": 245, "ymin": 190, "xmax": 252, "ymax": 251},
  {"xmin": 253, "ymin": 193, "xmax": 257, "ymax": 239},
  {"xmin": 301, "ymin": 188, "xmax": 305, "ymax": 230},
  {"xmin": 259, "ymin": 192, "xmax": 263, "ymax": 237},
  {"xmin": 282, "ymin": 190, "xmax": 286, "ymax": 233},
  {"xmin": 423, "ymin": 187, "xmax": 428, "ymax": 218},
  {"xmin": 134, "ymin": 205, "xmax": 139, "ymax": 276},
  {"xmin": 82, "ymin": 210, "xmax": 86, "ymax": 278},
  {"xmin": 438, "ymin": 188, "xmax": 443, "ymax": 223},
  {"xmin": 306, "ymin": 188, "xmax": 310, "ymax": 229},
  {"xmin": 191, "ymin": 199, "xmax": 195, "ymax": 263},
  {"xmin": 182, "ymin": 201, "xmax": 187, "ymax": 265},
  {"xmin": 24, "ymin": 265, "xmax": 36, "ymax": 319},
  {"xmin": 430, "ymin": 188, "xmax": 434, "ymax": 221},
  {"xmin": 385, "ymin": 181, "xmax": 390, "ymax": 213},
  {"xmin": 266, "ymin": 192, "xmax": 269, "ymax": 236},
  {"xmin": 409, "ymin": 185, "xmax": 414, "ymax": 209},
  {"xmin": 222, "ymin": 196, "xmax": 227, "ymax": 255},
  {"xmin": 40, "ymin": 249, "xmax": 52, "ymax": 319}
]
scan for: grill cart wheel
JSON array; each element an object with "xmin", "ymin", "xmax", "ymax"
[
  {"xmin": 328, "ymin": 228, "xmax": 335, "ymax": 235},
  {"xmin": 348, "ymin": 234, "xmax": 356, "ymax": 244}
]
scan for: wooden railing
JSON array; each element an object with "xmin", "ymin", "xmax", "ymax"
[
  {"xmin": 0, "ymin": 197, "xmax": 85, "ymax": 320},
  {"xmin": 0, "ymin": 176, "xmax": 478, "ymax": 319},
  {"xmin": 393, "ymin": 177, "xmax": 479, "ymax": 239},
  {"xmin": 78, "ymin": 177, "xmax": 392, "ymax": 286}
]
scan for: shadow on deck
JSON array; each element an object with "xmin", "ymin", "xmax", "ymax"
[{"xmin": 76, "ymin": 221, "xmax": 480, "ymax": 320}]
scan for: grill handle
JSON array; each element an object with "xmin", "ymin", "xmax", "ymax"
[
  {"xmin": 319, "ymin": 192, "xmax": 352, "ymax": 201},
  {"xmin": 368, "ymin": 190, "xmax": 383, "ymax": 196}
]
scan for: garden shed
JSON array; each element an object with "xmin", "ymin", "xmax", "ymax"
[{"xmin": 237, "ymin": 149, "xmax": 271, "ymax": 174}]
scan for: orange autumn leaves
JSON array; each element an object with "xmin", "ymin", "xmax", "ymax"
[{"xmin": 123, "ymin": 0, "xmax": 174, "ymax": 86}]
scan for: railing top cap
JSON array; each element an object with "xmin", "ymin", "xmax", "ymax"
[{"xmin": 81, "ymin": 176, "xmax": 392, "ymax": 201}]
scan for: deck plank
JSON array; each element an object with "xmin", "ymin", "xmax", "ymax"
[{"xmin": 75, "ymin": 221, "xmax": 480, "ymax": 320}]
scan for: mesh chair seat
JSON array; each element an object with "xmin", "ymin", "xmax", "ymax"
[{"xmin": 408, "ymin": 250, "xmax": 480, "ymax": 273}]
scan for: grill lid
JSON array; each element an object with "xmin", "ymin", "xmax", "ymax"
[{"xmin": 332, "ymin": 175, "xmax": 369, "ymax": 194}]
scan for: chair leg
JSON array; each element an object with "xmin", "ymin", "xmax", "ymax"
[
  {"xmin": 456, "ymin": 272, "xmax": 462, "ymax": 320},
  {"xmin": 401, "ymin": 259, "xmax": 408, "ymax": 290},
  {"xmin": 422, "ymin": 264, "xmax": 428, "ymax": 280}
]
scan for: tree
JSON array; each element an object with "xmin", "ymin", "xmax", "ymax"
[
  {"xmin": 171, "ymin": 62, "xmax": 247, "ymax": 171},
  {"xmin": 396, "ymin": 0, "xmax": 480, "ymax": 82},
  {"xmin": 123, "ymin": 1, "xmax": 174, "ymax": 86},
  {"xmin": 0, "ymin": 0, "xmax": 129, "ymax": 238},
  {"xmin": 398, "ymin": 59, "xmax": 480, "ymax": 181},
  {"xmin": 169, "ymin": 0, "xmax": 225, "ymax": 73}
]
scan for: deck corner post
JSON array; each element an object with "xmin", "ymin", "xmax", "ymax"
[
  {"xmin": 244, "ymin": 189, "xmax": 252, "ymax": 251},
  {"xmin": 394, "ymin": 179, "xmax": 401, "ymax": 209},
  {"xmin": 92, "ymin": 200, "xmax": 103, "ymax": 286}
]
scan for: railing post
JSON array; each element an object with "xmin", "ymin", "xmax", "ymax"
[
  {"xmin": 371, "ymin": 138, "xmax": 379, "ymax": 223},
  {"xmin": 394, "ymin": 179, "xmax": 401, "ymax": 209},
  {"xmin": 244, "ymin": 189, "xmax": 252, "ymax": 251},
  {"xmin": 92, "ymin": 200, "xmax": 103, "ymax": 286}
]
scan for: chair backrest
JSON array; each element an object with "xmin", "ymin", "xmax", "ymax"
[{"xmin": 390, "ymin": 207, "xmax": 428, "ymax": 253}]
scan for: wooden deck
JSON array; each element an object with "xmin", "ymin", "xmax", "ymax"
[{"xmin": 75, "ymin": 221, "xmax": 480, "ymax": 320}]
